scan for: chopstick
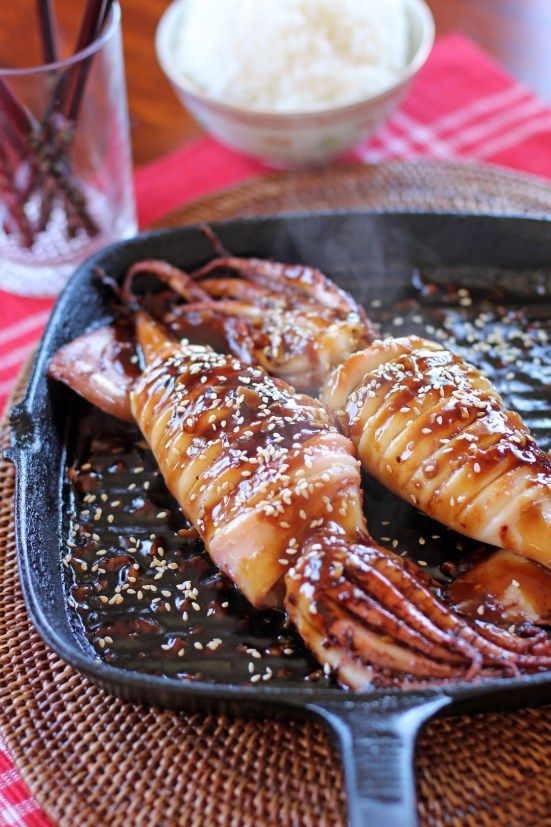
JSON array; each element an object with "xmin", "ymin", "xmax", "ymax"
[{"xmin": 36, "ymin": 0, "xmax": 59, "ymax": 64}]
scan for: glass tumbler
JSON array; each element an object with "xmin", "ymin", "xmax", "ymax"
[{"xmin": 0, "ymin": 2, "xmax": 136, "ymax": 296}]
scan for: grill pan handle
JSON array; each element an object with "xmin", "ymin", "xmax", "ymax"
[{"xmin": 308, "ymin": 692, "xmax": 451, "ymax": 827}]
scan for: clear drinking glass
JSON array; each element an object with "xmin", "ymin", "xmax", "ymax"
[{"xmin": 0, "ymin": 2, "xmax": 136, "ymax": 296}]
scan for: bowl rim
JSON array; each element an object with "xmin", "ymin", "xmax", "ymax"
[{"xmin": 155, "ymin": 0, "xmax": 435, "ymax": 123}]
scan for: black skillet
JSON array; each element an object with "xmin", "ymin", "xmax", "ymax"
[{"xmin": 7, "ymin": 212, "xmax": 551, "ymax": 826}]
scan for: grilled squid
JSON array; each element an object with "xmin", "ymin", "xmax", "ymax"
[
  {"xmin": 130, "ymin": 312, "xmax": 366, "ymax": 608},
  {"xmin": 49, "ymin": 318, "xmax": 551, "ymax": 688},
  {"xmin": 322, "ymin": 335, "xmax": 551, "ymax": 571},
  {"xmin": 49, "ymin": 323, "xmax": 137, "ymax": 422},
  {"xmin": 118, "ymin": 233, "xmax": 374, "ymax": 393}
]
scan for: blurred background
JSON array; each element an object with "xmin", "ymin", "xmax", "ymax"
[{"xmin": 1, "ymin": 0, "xmax": 550, "ymax": 165}]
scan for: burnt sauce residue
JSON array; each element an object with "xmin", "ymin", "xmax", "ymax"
[{"xmin": 65, "ymin": 272, "xmax": 550, "ymax": 686}]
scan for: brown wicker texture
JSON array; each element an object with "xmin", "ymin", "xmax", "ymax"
[
  {"xmin": 156, "ymin": 159, "xmax": 551, "ymax": 227},
  {"xmin": 1, "ymin": 161, "xmax": 551, "ymax": 827}
]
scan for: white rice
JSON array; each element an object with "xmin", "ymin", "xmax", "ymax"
[{"xmin": 171, "ymin": 0, "xmax": 410, "ymax": 113}]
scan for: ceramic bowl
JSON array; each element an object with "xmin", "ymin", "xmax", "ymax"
[{"xmin": 156, "ymin": 0, "xmax": 435, "ymax": 168}]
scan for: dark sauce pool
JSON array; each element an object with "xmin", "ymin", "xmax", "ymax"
[{"xmin": 64, "ymin": 270, "xmax": 551, "ymax": 686}]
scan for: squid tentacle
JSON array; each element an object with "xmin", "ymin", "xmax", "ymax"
[
  {"xmin": 360, "ymin": 548, "xmax": 551, "ymax": 667},
  {"xmin": 328, "ymin": 583, "xmax": 467, "ymax": 665},
  {"xmin": 123, "ymin": 259, "xmax": 211, "ymax": 305},
  {"xmin": 285, "ymin": 534, "xmax": 551, "ymax": 689},
  {"xmin": 190, "ymin": 254, "xmax": 368, "ymax": 318}
]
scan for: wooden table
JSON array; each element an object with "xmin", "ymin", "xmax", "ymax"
[{"xmin": 2, "ymin": 1, "xmax": 551, "ymax": 167}]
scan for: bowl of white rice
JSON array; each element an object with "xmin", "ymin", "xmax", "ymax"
[{"xmin": 156, "ymin": 0, "xmax": 434, "ymax": 167}]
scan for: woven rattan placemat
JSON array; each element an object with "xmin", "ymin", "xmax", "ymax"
[
  {"xmin": 156, "ymin": 159, "xmax": 551, "ymax": 227},
  {"xmin": 1, "ymin": 161, "xmax": 551, "ymax": 827}
]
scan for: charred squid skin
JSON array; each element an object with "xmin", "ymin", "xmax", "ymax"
[
  {"xmin": 285, "ymin": 533, "xmax": 551, "ymax": 686},
  {"xmin": 359, "ymin": 546, "xmax": 551, "ymax": 668},
  {"xmin": 294, "ymin": 589, "xmax": 507, "ymax": 690},
  {"xmin": 472, "ymin": 619, "xmax": 551, "ymax": 655},
  {"xmin": 343, "ymin": 547, "xmax": 491, "ymax": 668},
  {"xmin": 287, "ymin": 558, "xmax": 485, "ymax": 685},
  {"xmin": 321, "ymin": 594, "xmax": 470, "ymax": 677},
  {"xmin": 286, "ymin": 542, "xmax": 484, "ymax": 678},
  {"xmin": 330, "ymin": 584, "xmax": 467, "ymax": 665}
]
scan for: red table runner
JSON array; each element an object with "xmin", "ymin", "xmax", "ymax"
[{"xmin": 1, "ymin": 33, "xmax": 551, "ymax": 826}]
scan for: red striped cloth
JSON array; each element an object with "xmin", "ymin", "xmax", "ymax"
[{"xmin": 1, "ymin": 33, "xmax": 551, "ymax": 826}]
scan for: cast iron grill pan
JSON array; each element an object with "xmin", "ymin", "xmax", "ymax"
[{"xmin": 9, "ymin": 212, "xmax": 551, "ymax": 826}]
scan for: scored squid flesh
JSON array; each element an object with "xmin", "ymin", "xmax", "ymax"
[{"xmin": 322, "ymin": 335, "xmax": 551, "ymax": 571}]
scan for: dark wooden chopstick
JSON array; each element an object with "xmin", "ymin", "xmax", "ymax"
[{"xmin": 36, "ymin": 0, "xmax": 59, "ymax": 64}]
